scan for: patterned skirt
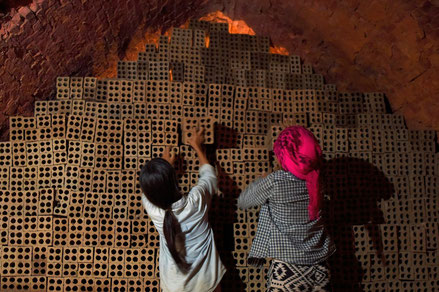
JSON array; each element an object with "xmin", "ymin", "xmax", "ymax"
[{"xmin": 267, "ymin": 259, "xmax": 331, "ymax": 292}]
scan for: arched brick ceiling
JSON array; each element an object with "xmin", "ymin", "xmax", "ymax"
[
  {"xmin": 196, "ymin": 0, "xmax": 439, "ymax": 133},
  {"xmin": 1, "ymin": 0, "xmax": 438, "ymax": 139},
  {"xmin": 0, "ymin": 0, "xmax": 203, "ymax": 140}
]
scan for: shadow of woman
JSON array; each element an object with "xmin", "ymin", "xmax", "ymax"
[
  {"xmin": 174, "ymin": 133, "xmax": 246, "ymax": 291},
  {"xmin": 210, "ymin": 164, "xmax": 247, "ymax": 292},
  {"xmin": 203, "ymin": 124, "xmax": 246, "ymax": 291},
  {"xmin": 320, "ymin": 156, "xmax": 394, "ymax": 292}
]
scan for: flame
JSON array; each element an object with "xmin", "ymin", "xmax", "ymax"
[
  {"xmin": 94, "ymin": 28, "xmax": 173, "ymax": 78},
  {"xmin": 94, "ymin": 11, "xmax": 289, "ymax": 78},
  {"xmin": 205, "ymin": 34, "xmax": 210, "ymax": 48},
  {"xmin": 270, "ymin": 46, "xmax": 289, "ymax": 56},
  {"xmin": 199, "ymin": 11, "xmax": 256, "ymax": 35},
  {"xmin": 200, "ymin": 11, "xmax": 289, "ymax": 55}
]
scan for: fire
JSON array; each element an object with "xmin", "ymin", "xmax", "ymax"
[
  {"xmin": 199, "ymin": 11, "xmax": 256, "ymax": 35},
  {"xmin": 270, "ymin": 46, "xmax": 289, "ymax": 56},
  {"xmin": 94, "ymin": 28, "xmax": 173, "ymax": 78},
  {"xmin": 199, "ymin": 11, "xmax": 289, "ymax": 55},
  {"xmin": 94, "ymin": 11, "xmax": 289, "ymax": 78},
  {"xmin": 205, "ymin": 34, "xmax": 210, "ymax": 48}
]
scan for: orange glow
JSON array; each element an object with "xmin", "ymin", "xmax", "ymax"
[
  {"xmin": 200, "ymin": 11, "xmax": 289, "ymax": 55},
  {"xmin": 270, "ymin": 46, "xmax": 289, "ymax": 56},
  {"xmin": 199, "ymin": 11, "xmax": 256, "ymax": 35},
  {"xmin": 94, "ymin": 28, "xmax": 173, "ymax": 78},
  {"xmin": 95, "ymin": 11, "xmax": 289, "ymax": 78},
  {"xmin": 205, "ymin": 34, "xmax": 210, "ymax": 48},
  {"xmin": 93, "ymin": 41, "xmax": 120, "ymax": 78}
]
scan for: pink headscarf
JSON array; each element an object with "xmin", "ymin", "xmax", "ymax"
[{"xmin": 273, "ymin": 126, "xmax": 323, "ymax": 221}]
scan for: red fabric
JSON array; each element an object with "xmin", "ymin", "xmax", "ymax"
[{"xmin": 273, "ymin": 126, "xmax": 323, "ymax": 220}]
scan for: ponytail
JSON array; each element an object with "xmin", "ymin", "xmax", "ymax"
[
  {"xmin": 139, "ymin": 158, "xmax": 190, "ymax": 273},
  {"xmin": 163, "ymin": 209, "xmax": 191, "ymax": 273}
]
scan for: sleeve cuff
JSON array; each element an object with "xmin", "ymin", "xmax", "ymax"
[{"xmin": 199, "ymin": 163, "xmax": 215, "ymax": 176}]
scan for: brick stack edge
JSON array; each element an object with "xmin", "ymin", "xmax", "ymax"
[
  {"xmin": 0, "ymin": 19, "xmax": 438, "ymax": 292},
  {"xmin": 0, "ymin": 0, "xmax": 205, "ymax": 140},
  {"xmin": 208, "ymin": 0, "xmax": 439, "ymax": 133}
]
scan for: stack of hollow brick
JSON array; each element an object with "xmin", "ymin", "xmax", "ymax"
[{"xmin": 0, "ymin": 19, "xmax": 438, "ymax": 292}]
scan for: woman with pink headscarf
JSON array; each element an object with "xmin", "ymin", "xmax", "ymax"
[{"xmin": 238, "ymin": 126, "xmax": 335, "ymax": 292}]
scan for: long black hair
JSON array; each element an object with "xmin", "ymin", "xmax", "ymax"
[{"xmin": 139, "ymin": 158, "xmax": 191, "ymax": 273}]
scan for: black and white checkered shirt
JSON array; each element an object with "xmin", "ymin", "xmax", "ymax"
[{"xmin": 237, "ymin": 170, "xmax": 335, "ymax": 266}]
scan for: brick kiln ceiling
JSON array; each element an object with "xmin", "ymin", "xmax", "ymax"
[
  {"xmin": 209, "ymin": 0, "xmax": 439, "ymax": 132},
  {"xmin": 1, "ymin": 0, "xmax": 439, "ymax": 139}
]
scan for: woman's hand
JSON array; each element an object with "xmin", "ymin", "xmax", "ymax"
[
  {"xmin": 188, "ymin": 128, "xmax": 205, "ymax": 151},
  {"xmin": 187, "ymin": 128, "xmax": 209, "ymax": 165},
  {"xmin": 162, "ymin": 146, "xmax": 176, "ymax": 165}
]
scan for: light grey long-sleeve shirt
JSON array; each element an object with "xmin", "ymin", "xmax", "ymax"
[{"xmin": 142, "ymin": 164, "xmax": 226, "ymax": 292}]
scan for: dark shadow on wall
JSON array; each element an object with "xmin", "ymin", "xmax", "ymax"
[
  {"xmin": 210, "ymin": 124, "xmax": 246, "ymax": 292},
  {"xmin": 211, "ymin": 165, "xmax": 246, "ymax": 292},
  {"xmin": 321, "ymin": 157, "xmax": 394, "ymax": 292}
]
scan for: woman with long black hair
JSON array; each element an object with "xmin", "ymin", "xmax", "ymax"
[{"xmin": 139, "ymin": 128, "xmax": 225, "ymax": 292}]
